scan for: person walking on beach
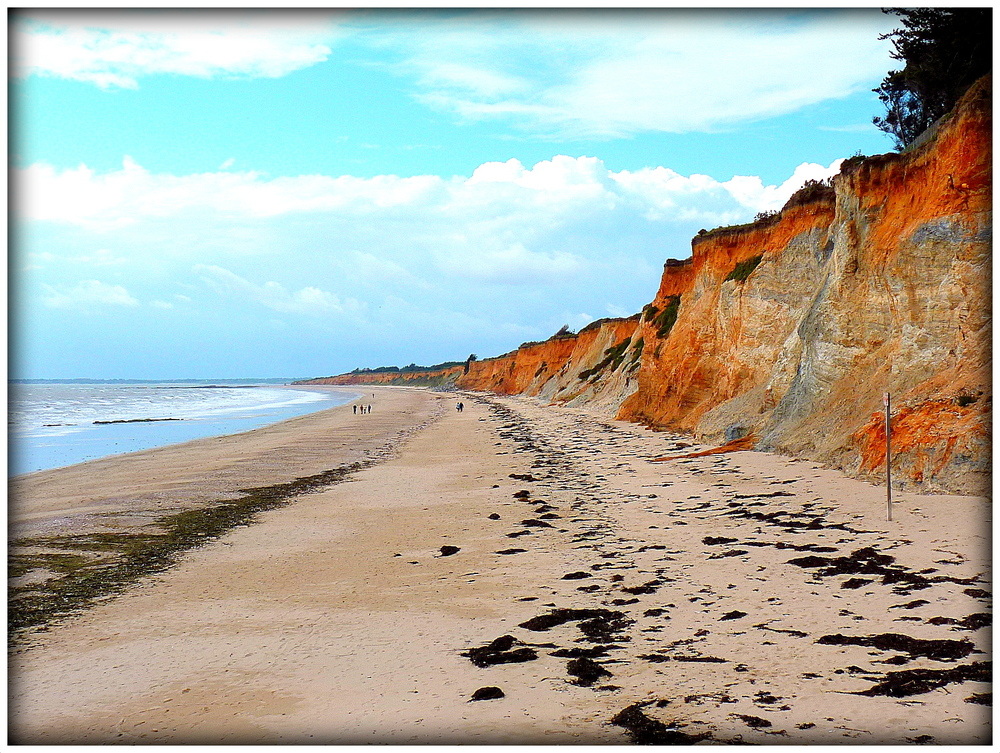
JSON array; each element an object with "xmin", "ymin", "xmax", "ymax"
[
  {"xmin": 457, "ymin": 402, "xmax": 463, "ymax": 412},
  {"xmin": 353, "ymin": 404, "xmax": 357, "ymax": 414}
]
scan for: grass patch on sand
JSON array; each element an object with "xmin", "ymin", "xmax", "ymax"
[{"xmin": 8, "ymin": 461, "xmax": 369, "ymax": 645}]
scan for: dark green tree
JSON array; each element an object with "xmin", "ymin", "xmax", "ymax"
[{"xmin": 873, "ymin": 8, "xmax": 991, "ymax": 150}]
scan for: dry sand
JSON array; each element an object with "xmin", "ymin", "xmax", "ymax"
[{"xmin": 8, "ymin": 387, "xmax": 992, "ymax": 744}]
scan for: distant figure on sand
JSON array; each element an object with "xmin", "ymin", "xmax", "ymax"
[
  {"xmin": 353, "ymin": 405, "xmax": 357, "ymax": 414},
  {"xmin": 456, "ymin": 402, "xmax": 463, "ymax": 412}
]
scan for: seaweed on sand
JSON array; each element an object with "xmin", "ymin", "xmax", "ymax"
[{"xmin": 9, "ymin": 461, "xmax": 371, "ymax": 643}]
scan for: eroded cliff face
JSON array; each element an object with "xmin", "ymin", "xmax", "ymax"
[
  {"xmin": 297, "ymin": 365, "xmax": 464, "ymax": 388},
  {"xmin": 619, "ymin": 76, "xmax": 990, "ymax": 494},
  {"xmin": 307, "ymin": 78, "xmax": 989, "ymax": 495},
  {"xmin": 457, "ymin": 316, "xmax": 642, "ymax": 412}
]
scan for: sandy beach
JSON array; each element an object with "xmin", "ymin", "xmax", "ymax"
[{"xmin": 8, "ymin": 387, "xmax": 991, "ymax": 744}]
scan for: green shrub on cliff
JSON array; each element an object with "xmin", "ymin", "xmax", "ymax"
[
  {"xmin": 724, "ymin": 255, "xmax": 763, "ymax": 283},
  {"xmin": 578, "ymin": 338, "xmax": 631, "ymax": 381},
  {"xmin": 651, "ymin": 296, "xmax": 681, "ymax": 339}
]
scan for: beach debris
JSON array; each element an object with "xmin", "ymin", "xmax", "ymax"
[
  {"xmin": 566, "ymin": 656, "xmax": 612, "ymax": 686},
  {"xmin": 621, "ymin": 581, "xmax": 660, "ymax": 595},
  {"xmin": 513, "ymin": 490, "xmax": 531, "ymax": 499},
  {"xmin": 709, "ymin": 549, "xmax": 749, "ymax": 559},
  {"xmin": 702, "ymin": 536, "xmax": 738, "ymax": 545},
  {"xmin": 964, "ymin": 692, "xmax": 991, "ymax": 705},
  {"xmin": 856, "ymin": 662, "xmax": 990, "ymax": 697},
  {"xmin": 610, "ymin": 702, "xmax": 711, "ymax": 744},
  {"xmin": 754, "ymin": 622, "xmax": 808, "ymax": 638},
  {"xmin": 561, "ymin": 571, "xmax": 592, "ymax": 579},
  {"xmin": 842, "ymin": 578, "xmax": 874, "ymax": 589},
  {"xmin": 469, "ymin": 686, "xmax": 505, "ymax": 701},
  {"xmin": 753, "ymin": 691, "xmax": 782, "ymax": 705},
  {"xmin": 720, "ymin": 610, "xmax": 748, "ymax": 621},
  {"xmin": 816, "ymin": 633, "xmax": 975, "ymax": 661},
  {"xmin": 520, "ymin": 519, "xmax": 553, "ymax": 528},
  {"xmin": 735, "ymin": 713, "xmax": 772, "ymax": 729},
  {"xmin": 509, "ymin": 473, "xmax": 537, "ymax": 482},
  {"xmin": 518, "ymin": 608, "xmax": 632, "ymax": 641},
  {"xmin": 925, "ymin": 613, "xmax": 991, "ymax": 631},
  {"xmin": 495, "ymin": 548, "xmax": 527, "ymax": 555},
  {"xmin": 549, "ymin": 646, "xmax": 612, "ymax": 658},
  {"xmin": 487, "ymin": 513, "xmax": 501, "ymax": 520},
  {"xmin": 462, "ymin": 635, "xmax": 539, "ymax": 668},
  {"xmin": 785, "ymin": 546, "xmax": 979, "ymax": 593},
  {"xmin": 439, "ymin": 545, "xmax": 461, "ymax": 557}
]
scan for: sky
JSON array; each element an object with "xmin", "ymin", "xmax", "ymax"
[{"xmin": 10, "ymin": 7, "xmax": 902, "ymax": 380}]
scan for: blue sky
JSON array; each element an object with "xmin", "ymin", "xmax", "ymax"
[{"xmin": 11, "ymin": 8, "xmax": 900, "ymax": 379}]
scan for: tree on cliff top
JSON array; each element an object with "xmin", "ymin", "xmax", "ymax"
[{"xmin": 873, "ymin": 8, "xmax": 991, "ymax": 150}]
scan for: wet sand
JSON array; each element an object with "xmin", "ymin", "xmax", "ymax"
[{"xmin": 8, "ymin": 388, "xmax": 991, "ymax": 744}]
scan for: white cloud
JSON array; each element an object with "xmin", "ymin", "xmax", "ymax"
[
  {"xmin": 194, "ymin": 264, "xmax": 353, "ymax": 315},
  {"xmin": 14, "ymin": 10, "xmax": 342, "ymax": 88},
  {"xmin": 19, "ymin": 153, "xmax": 846, "ymax": 334},
  {"xmin": 438, "ymin": 243, "xmax": 583, "ymax": 285},
  {"xmin": 370, "ymin": 9, "xmax": 896, "ymax": 138},
  {"xmin": 42, "ymin": 279, "xmax": 139, "ymax": 309},
  {"xmin": 15, "ymin": 9, "xmax": 898, "ymax": 135},
  {"xmin": 20, "ymin": 153, "xmax": 830, "ymax": 230}
]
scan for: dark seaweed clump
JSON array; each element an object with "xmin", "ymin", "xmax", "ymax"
[
  {"xmin": 462, "ymin": 635, "xmax": 538, "ymax": 668},
  {"xmin": 610, "ymin": 702, "xmax": 712, "ymax": 744},
  {"xmin": 567, "ymin": 656, "xmax": 612, "ymax": 686},
  {"xmin": 786, "ymin": 546, "xmax": 978, "ymax": 593},
  {"xmin": 469, "ymin": 686, "xmax": 505, "ymax": 701},
  {"xmin": 816, "ymin": 633, "xmax": 975, "ymax": 662},
  {"xmin": 857, "ymin": 662, "xmax": 990, "ymax": 697}
]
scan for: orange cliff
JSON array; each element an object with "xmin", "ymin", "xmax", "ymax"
[
  {"xmin": 296, "ymin": 365, "xmax": 464, "ymax": 388},
  {"xmin": 619, "ymin": 75, "xmax": 990, "ymax": 494},
  {"xmin": 302, "ymin": 77, "xmax": 990, "ymax": 495},
  {"xmin": 456, "ymin": 316, "xmax": 641, "ymax": 410}
]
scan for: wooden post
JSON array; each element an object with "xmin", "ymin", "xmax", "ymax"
[{"xmin": 884, "ymin": 392, "xmax": 892, "ymax": 521}]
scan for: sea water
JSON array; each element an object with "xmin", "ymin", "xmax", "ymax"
[{"xmin": 9, "ymin": 381, "xmax": 359, "ymax": 476}]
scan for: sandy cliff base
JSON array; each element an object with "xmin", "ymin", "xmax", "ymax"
[{"xmin": 9, "ymin": 389, "xmax": 991, "ymax": 744}]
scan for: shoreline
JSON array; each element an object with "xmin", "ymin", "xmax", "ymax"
[
  {"xmin": 10, "ymin": 383, "xmax": 361, "ymax": 478},
  {"xmin": 9, "ymin": 388, "xmax": 991, "ymax": 744}
]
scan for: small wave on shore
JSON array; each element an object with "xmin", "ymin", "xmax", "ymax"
[{"xmin": 9, "ymin": 381, "xmax": 357, "ymax": 475}]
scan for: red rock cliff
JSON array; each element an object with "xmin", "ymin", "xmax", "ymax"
[
  {"xmin": 305, "ymin": 77, "xmax": 989, "ymax": 494},
  {"xmin": 619, "ymin": 76, "xmax": 990, "ymax": 494},
  {"xmin": 457, "ymin": 316, "xmax": 642, "ymax": 411},
  {"xmin": 297, "ymin": 365, "xmax": 464, "ymax": 388}
]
